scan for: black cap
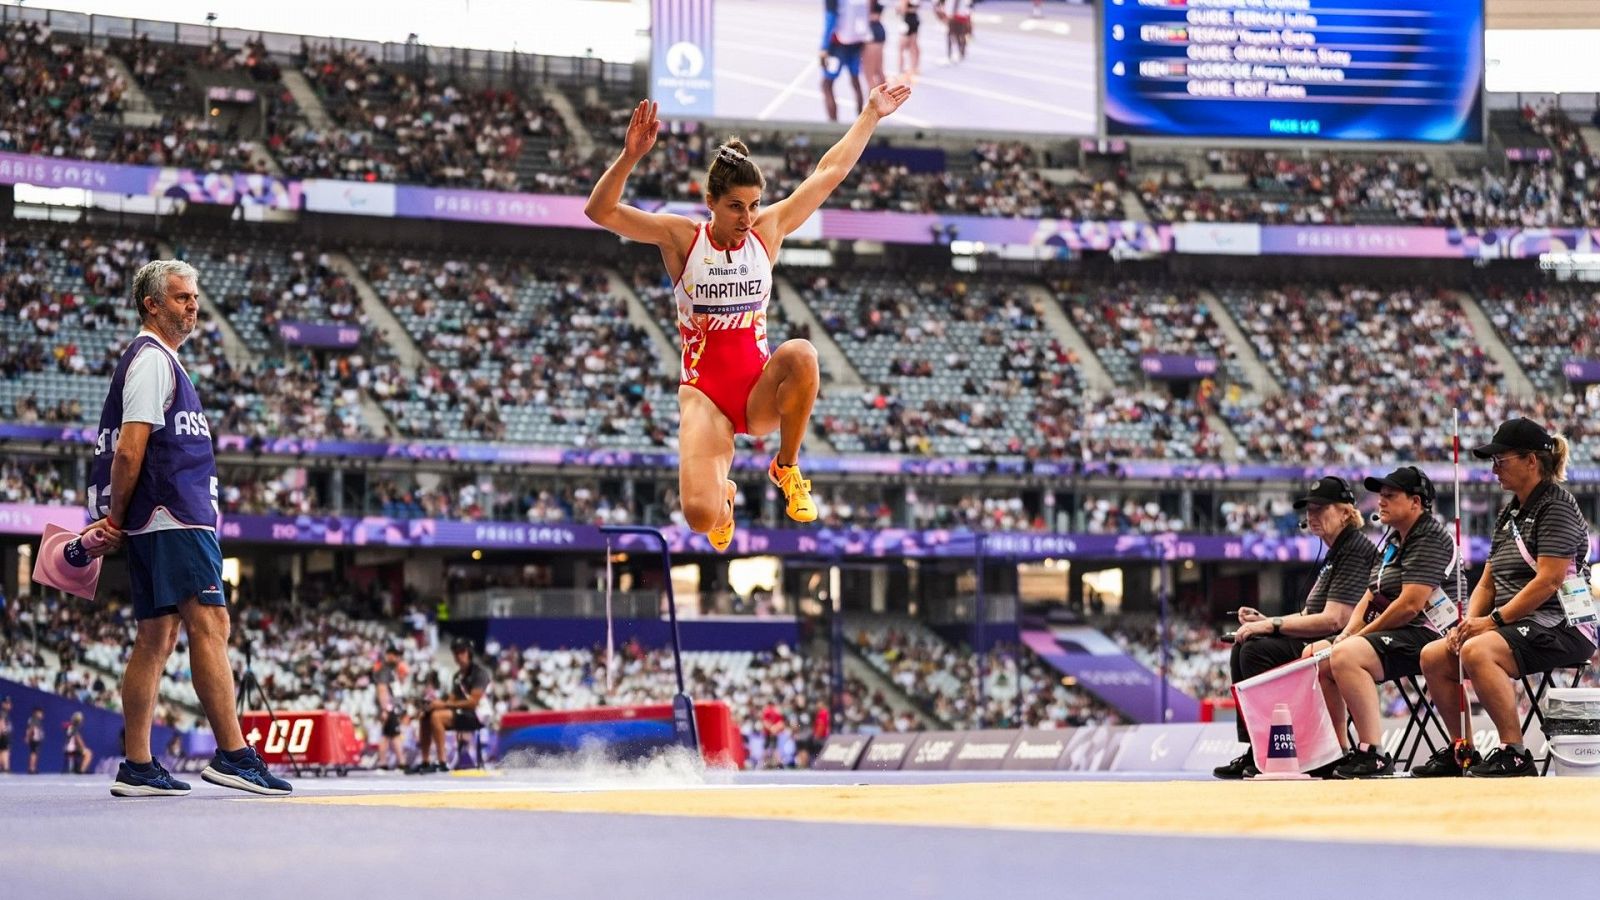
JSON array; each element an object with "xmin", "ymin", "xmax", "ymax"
[
  {"xmin": 451, "ymin": 637, "xmax": 474, "ymax": 655},
  {"xmin": 1363, "ymin": 467, "xmax": 1435, "ymax": 504},
  {"xmin": 384, "ymin": 644, "xmax": 401, "ymax": 656},
  {"xmin": 1293, "ymin": 475, "xmax": 1356, "ymax": 510},
  {"xmin": 1472, "ymin": 417, "xmax": 1555, "ymax": 459}
]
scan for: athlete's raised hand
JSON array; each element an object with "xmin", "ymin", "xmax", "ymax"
[
  {"xmin": 867, "ymin": 82, "xmax": 912, "ymax": 120},
  {"xmin": 623, "ymin": 100, "xmax": 660, "ymax": 161}
]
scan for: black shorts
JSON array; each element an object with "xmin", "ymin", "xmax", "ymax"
[
  {"xmin": 451, "ymin": 710, "xmax": 482, "ymax": 733},
  {"xmin": 382, "ymin": 709, "xmax": 402, "ymax": 738},
  {"xmin": 1363, "ymin": 625, "xmax": 1435, "ymax": 681},
  {"xmin": 1496, "ymin": 621, "xmax": 1597, "ymax": 678},
  {"xmin": 0, "ymin": 734, "xmax": 10, "ymax": 752},
  {"xmin": 904, "ymin": 11, "xmax": 920, "ymax": 35},
  {"xmin": 870, "ymin": 20, "xmax": 887, "ymax": 43}
]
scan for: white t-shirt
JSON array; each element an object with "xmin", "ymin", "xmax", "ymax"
[
  {"xmin": 120, "ymin": 331, "xmax": 203, "ymax": 534},
  {"xmin": 122, "ymin": 330, "xmax": 185, "ymax": 429}
]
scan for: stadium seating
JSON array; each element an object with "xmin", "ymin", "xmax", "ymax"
[{"xmin": 357, "ymin": 249, "xmax": 677, "ymax": 445}]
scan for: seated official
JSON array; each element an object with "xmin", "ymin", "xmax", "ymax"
[
  {"xmin": 1416, "ymin": 420, "xmax": 1597, "ymax": 777},
  {"xmin": 1215, "ymin": 476, "xmax": 1376, "ymax": 779},
  {"xmin": 1308, "ymin": 466, "xmax": 1462, "ymax": 779},
  {"xmin": 412, "ymin": 638, "xmax": 490, "ymax": 774}
]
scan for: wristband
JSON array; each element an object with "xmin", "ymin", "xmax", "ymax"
[{"xmin": 1491, "ymin": 609, "xmax": 1506, "ymax": 627}]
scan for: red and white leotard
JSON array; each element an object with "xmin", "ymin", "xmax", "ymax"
[{"xmin": 674, "ymin": 223, "xmax": 774, "ymax": 434}]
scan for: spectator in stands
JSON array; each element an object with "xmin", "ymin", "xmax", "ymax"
[
  {"xmin": 759, "ymin": 697, "xmax": 787, "ymax": 768},
  {"xmin": 1415, "ymin": 420, "xmax": 1595, "ymax": 778},
  {"xmin": 1213, "ymin": 476, "xmax": 1375, "ymax": 779},
  {"xmin": 414, "ymin": 637, "xmax": 489, "ymax": 773},
  {"xmin": 1316, "ymin": 467, "xmax": 1462, "ymax": 779}
]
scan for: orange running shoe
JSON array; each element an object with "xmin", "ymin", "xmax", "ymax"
[
  {"xmin": 707, "ymin": 480, "xmax": 737, "ymax": 552},
  {"xmin": 768, "ymin": 458, "xmax": 817, "ymax": 523}
]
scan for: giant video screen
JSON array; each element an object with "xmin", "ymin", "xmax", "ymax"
[
  {"xmin": 1103, "ymin": 0, "xmax": 1484, "ymax": 143},
  {"xmin": 651, "ymin": 0, "xmax": 1099, "ymax": 135}
]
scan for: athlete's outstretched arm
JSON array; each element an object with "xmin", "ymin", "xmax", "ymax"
[
  {"xmin": 764, "ymin": 83, "xmax": 912, "ymax": 238},
  {"xmin": 585, "ymin": 100, "xmax": 693, "ymax": 248}
]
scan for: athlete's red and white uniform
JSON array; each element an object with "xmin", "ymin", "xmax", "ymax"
[{"xmin": 674, "ymin": 224, "xmax": 774, "ymax": 434}]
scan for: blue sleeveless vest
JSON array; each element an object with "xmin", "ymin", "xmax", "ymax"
[{"xmin": 88, "ymin": 334, "xmax": 218, "ymax": 531}]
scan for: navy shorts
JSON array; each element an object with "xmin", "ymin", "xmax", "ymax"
[
  {"xmin": 1496, "ymin": 621, "xmax": 1597, "ymax": 678},
  {"xmin": 1362, "ymin": 624, "xmax": 1434, "ymax": 681},
  {"xmin": 127, "ymin": 528, "xmax": 228, "ymax": 620},
  {"xmin": 824, "ymin": 41, "xmax": 863, "ymax": 79}
]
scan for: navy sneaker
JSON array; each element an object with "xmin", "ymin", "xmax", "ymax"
[
  {"xmin": 201, "ymin": 747, "xmax": 293, "ymax": 796},
  {"xmin": 110, "ymin": 759, "xmax": 192, "ymax": 798}
]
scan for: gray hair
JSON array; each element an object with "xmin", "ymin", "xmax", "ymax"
[{"xmin": 131, "ymin": 260, "xmax": 199, "ymax": 321}]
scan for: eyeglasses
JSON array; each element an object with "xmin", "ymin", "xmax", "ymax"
[{"xmin": 1490, "ymin": 452, "xmax": 1529, "ymax": 470}]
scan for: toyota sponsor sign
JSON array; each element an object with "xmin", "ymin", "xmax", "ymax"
[{"xmin": 857, "ymin": 733, "xmax": 919, "ymax": 771}]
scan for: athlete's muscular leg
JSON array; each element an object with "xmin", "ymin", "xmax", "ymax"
[
  {"xmin": 744, "ymin": 340, "xmax": 820, "ymax": 466},
  {"xmin": 679, "ymin": 385, "xmax": 737, "ymax": 533}
]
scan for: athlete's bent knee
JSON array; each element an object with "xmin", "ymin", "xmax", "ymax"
[{"xmin": 682, "ymin": 498, "xmax": 724, "ymax": 534}]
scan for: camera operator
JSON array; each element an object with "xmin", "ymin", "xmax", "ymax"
[{"xmin": 373, "ymin": 645, "xmax": 407, "ymax": 771}]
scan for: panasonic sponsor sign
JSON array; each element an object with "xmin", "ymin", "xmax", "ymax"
[{"xmin": 1003, "ymin": 729, "xmax": 1071, "ymax": 770}]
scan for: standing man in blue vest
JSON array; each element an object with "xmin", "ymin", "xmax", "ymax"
[{"xmin": 86, "ymin": 259, "xmax": 291, "ymax": 798}]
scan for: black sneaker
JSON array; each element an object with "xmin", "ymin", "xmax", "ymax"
[
  {"xmin": 1306, "ymin": 751, "xmax": 1351, "ymax": 779},
  {"xmin": 1213, "ymin": 751, "xmax": 1258, "ymax": 780},
  {"xmin": 1410, "ymin": 744, "xmax": 1481, "ymax": 778},
  {"xmin": 1333, "ymin": 745, "xmax": 1395, "ymax": 779},
  {"xmin": 1466, "ymin": 746, "xmax": 1537, "ymax": 778}
]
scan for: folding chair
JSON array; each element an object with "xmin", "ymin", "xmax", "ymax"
[
  {"xmin": 1389, "ymin": 674, "xmax": 1449, "ymax": 771},
  {"xmin": 1342, "ymin": 675, "xmax": 1448, "ymax": 772},
  {"xmin": 451, "ymin": 720, "xmax": 489, "ymax": 771},
  {"xmin": 1518, "ymin": 664, "xmax": 1589, "ymax": 776}
]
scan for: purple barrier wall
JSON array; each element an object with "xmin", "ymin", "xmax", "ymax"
[{"xmin": 1, "ymin": 677, "xmax": 177, "ymax": 773}]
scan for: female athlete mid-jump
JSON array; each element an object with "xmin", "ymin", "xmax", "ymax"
[{"xmin": 584, "ymin": 83, "xmax": 912, "ymax": 551}]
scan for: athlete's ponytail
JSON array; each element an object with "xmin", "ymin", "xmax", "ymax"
[{"xmin": 706, "ymin": 138, "xmax": 765, "ymax": 200}]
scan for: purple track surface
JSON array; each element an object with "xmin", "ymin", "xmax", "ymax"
[{"xmin": 6, "ymin": 771, "xmax": 1599, "ymax": 900}]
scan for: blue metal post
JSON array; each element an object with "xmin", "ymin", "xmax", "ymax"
[{"xmin": 599, "ymin": 526, "xmax": 698, "ymax": 752}]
